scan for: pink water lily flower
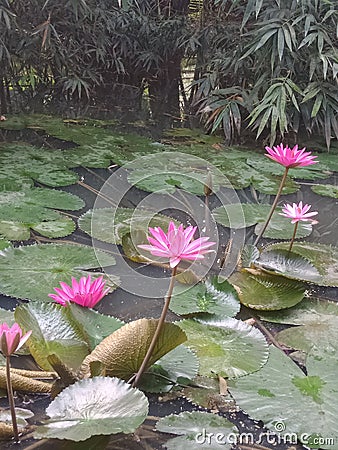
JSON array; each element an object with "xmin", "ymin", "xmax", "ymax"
[
  {"xmin": 138, "ymin": 221, "xmax": 216, "ymax": 268},
  {"xmin": 0, "ymin": 323, "xmax": 32, "ymax": 356},
  {"xmin": 48, "ymin": 275, "xmax": 110, "ymax": 308},
  {"xmin": 265, "ymin": 143, "xmax": 318, "ymax": 168},
  {"xmin": 280, "ymin": 201, "xmax": 318, "ymax": 224}
]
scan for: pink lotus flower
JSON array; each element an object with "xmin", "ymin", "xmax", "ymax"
[
  {"xmin": 265, "ymin": 143, "xmax": 318, "ymax": 168},
  {"xmin": 138, "ymin": 221, "xmax": 215, "ymax": 268},
  {"xmin": 280, "ymin": 201, "xmax": 318, "ymax": 224},
  {"xmin": 0, "ymin": 323, "xmax": 32, "ymax": 356},
  {"xmin": 48, "ymin": 275, "xmax": 110, "ymax": 308}
]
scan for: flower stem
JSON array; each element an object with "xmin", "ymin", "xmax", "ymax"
[
  {"xmin": 132, "ymin": 266, "xmax": 177, "ymax": 387},
  {"xmin": 288, "ymin": 221, "xmax": 299, "ymax": 252},
  {"xmin": 5, "ymin": 356, "xmax": 19, "ymax": 442},
  {"xmin": 254, "ymin": 167, "xmax": 289, "ymax": 247}
]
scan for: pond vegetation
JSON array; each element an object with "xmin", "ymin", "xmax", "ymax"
[
  {"xmin": 0, "ymin": 115, "xmax": 337, "ymax": 450},
  {"xmin": 0, "ymin": 1, "xmax": 337, "ymax": 449}
]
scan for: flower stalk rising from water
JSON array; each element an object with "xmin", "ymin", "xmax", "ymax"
[
  {"xmin": 254, "ymin": 144, "xmax": 318, "ymax": 246},
  {"xmin": 0, "ymin": 323, "xmax": 32, "ymax": 442},
  {"xmin": 48, "ymin": 275, "xmax": 109, "ymax": 308},
  {"xmin": 280, "ymin": 201, "xmax": 318, "ymax": 251},
  {"xmin": 132, "ymin": 222, "xmax": 215, "ymax": 386}
]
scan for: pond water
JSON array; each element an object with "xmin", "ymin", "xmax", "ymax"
[{"xmin": 0, "ymin": 123, "xmax": 337, "ymax": 450}]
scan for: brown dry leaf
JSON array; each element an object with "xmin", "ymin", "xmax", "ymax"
[
  {"xmin": 80, "ymin": 318, "xmax": 186, "ymax": 380},
  {"xmin": 0, "ymin": 370, "xmax": 51, "ymax": 393}
]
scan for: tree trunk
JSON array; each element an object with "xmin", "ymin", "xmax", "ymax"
[{"xmin": 0, "ymin": 77, "xmax": 7, "ymax": 114}]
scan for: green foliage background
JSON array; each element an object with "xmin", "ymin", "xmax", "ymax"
[{"xmin": 0, "ymin": 0, "xmax": 337, "ymax": 147}]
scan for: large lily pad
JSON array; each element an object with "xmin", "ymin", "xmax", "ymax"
[
  {"xmin": 311, "ymin": 184, "xmax": 338, "ymax": 198},
  {"xmin": 212, "ymin": 203, "xmax": 271, "ymax": 229},
  {"xmin": 229, "ymin": 346, "xmax": 338, "ymax": 449},
  {"xmin": 259, "ymin": 242, "xmax": 338, "ymax": 286},
  {"xmin": 255, "ymin": 214, "xmax": 314, "ymax": 240},
  {"xmin": 80, "ymin": 319, "xmax": 187, "ymax": 380},
  {"xmin": 250, "ymin": 172, "xmax": 299, "ymax": 194},
  {"xmin": 213, "ymin": 203, "xmax": 313, "ymax": 239},
  {"xmin": 317, "ymin": 153, "xmax": 338, "ymax": 172},
  {"xmin": 156, "ymin": 411, "xmax": 238, "ymax": 450},
  {"xmin": 255, "ymin": 249, "xmax": 322, "ymax": 283},
  {"xmin": 31, "ymin": 217, "xmax": 76, "ymax": 238},
  {"xmin": 126, "ymin": 152, "xmax": 228, "ymax": 195},
  {"xmin": 229, "ymin": 270, "xmax": 306, "ymax": 310},
  {"xmin": 0, "ymin": 188, "xmax": 83, "ymax": 240},
  {"xmin": 68, "ymin": 304, "xmax": 124, "ymax": 350},
  {"xmin": 78, "ymin": 207, "xmax": 176, "ymax": 245},
  {"xmin": 247, "ymin": 155, "xmax": 330, "ymax": 180},
  {"xmin": 275, "ymin": 316, "xmax": 338, "ymax": 354},
  {"xmin": 0, "ymin": 143, "xmax": 79, "ymax": 187},
  {"xmin": 177, "ymin": 318, "xmax": 269, "ymax": 378},
  {"xmin": 0, "ymin": 217, "xmax": 76, "ymax": 241},
  {"xmin": 0, "ymin": 244, "xmax": 117, "ymax": 302},
  {"xmin": 258, "ymin": 297, "xmax": 338, "ymax": 325},
  {"xmin": 170, "ymin": 278, "xmax": 240, "ymax": 319},
  {"xmin": 15, "ymin": 302, "xmax": 89, "ymax": 371},
  {"xmin": 138, "ymin": 345, "xmax": 199, "ymax": 393},
  {"xmin": 34, "ymin": 376, "xmax": 148, "ymax": 441}
]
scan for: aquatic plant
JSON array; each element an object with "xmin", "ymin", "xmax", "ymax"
[
  {"xmin": 280, "ymin": 201, "xmax": 318, "ymax": 251},
  {"xmin": 133, "ymin": 222, "xmax": 215, "ymax": 386},
  {"xmin": 0, "ymin": 323, "xmax": 32, "ymax": 441},
  {"xmin": 254, "ymin": 144, "xmax": 318, "ymax": 246},
  {"xmin": 48, "ymin": 275, "xmax": 110, "ymax": 308}
]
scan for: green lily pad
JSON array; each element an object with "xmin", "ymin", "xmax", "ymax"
[
  {"xmin": 170, "ymin": 278, "xmax": 240, "ymax": 319},
  {"xmin": 0, "ymin": 188, "xmax": 83, "ymax": 222},
  {"xmin": 138, "ymin": 345, "xmax": 199, "ymax": 393},
  {"xmin": 31, "ymin": 217, "xmax": 76, "ymax": 238},
  {"xmin": 68, "ymin": 303, "xmax": 124, "ymax": 350},
  {"xmin": 229, "ymin": 346, "xmax": 338, "ymax": 449},
  {"xmin": 251, "ymin": 172, "xmax": 299, "ymax": 194},
  {"xmin": 255, "ymin": 249, "xmax": 322, "ymax": 283},
  {"xmin": 317, "ymin": 153, "xmax": 338, "ymax": 172},
  {"xmin": 163, "ymin": 127, "xmax": 222, "ymax": 145},
  {"xmin": 259, "ymin": 242, "xmax": 338, "ymax": 287},
  {"xmin": 229, "ymin": 270, "xmax": 306, "ymax": 310},
  {"xmin": 0, "ymin": 244, "xmax": 117, "ymax": 302},
  {"xmin": 34, "ymin": 376, "xmax": 148, "ymax": 441},
  {"xmin": 126, "ymin": 152, "xmax": 228, "ymax": 195},
  {"xmin": 0, "ymin": 187, "xmax": 83, "ymax": 240},
  {"xmin": 255, "ymin": 214, "xmax": 314, "ymax": 240},
  {"xmin": 212, "ymin": 203, "xmax": 271, "ymax": 229},
  {"xmin": 258, "ymin": 297, "xmax": 338, "ymax": 325},
  {"xmin": 311, "ymin": 184, "xmax": 338, "ymax": 198},
  {"xmin": 0, "ymin": 143, "xmax": 79, "ymax": 187},
  {"xmin": 156, "ymin": 411, "xmax": 238, "ymax": 450},
  {"xmin": 181, "ymin": 375, "xmax": 236, "ymax": 412},
  {"xmin": 177, "ymin": 317, "xmax": 269, "ymax": 378},
  {"xmin": 78, "ymin": 207, "xmax": 176, "ymax": 245},
  {"xmin": 0, "ymin": 217, "xmax": 76, "ymax": 240},
  {"xmin": 0, "ymin": 221, "xmax": 31, "ymax": 240},
  {"xmin": 0, "ymin": 238, "xmax": 12, "ymax": 250},
  {"xmin": 275, "ymin": 316, "xmax": 338, "ymax": 353},
  {"xmin": 15, "ymin": 302, "xmax": 89, "ymax": 371},
  {"xmin": 247, "ymin": 155, "xmax": 330, "ymax": 180}
]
